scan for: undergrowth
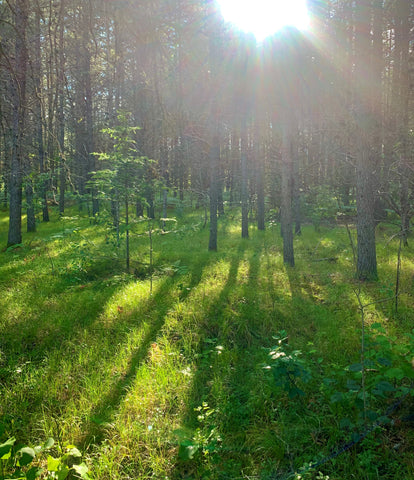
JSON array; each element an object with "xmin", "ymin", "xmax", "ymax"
[{"xmin": 1, "ymin": 204, "xmax": 414, "ymax": 479}]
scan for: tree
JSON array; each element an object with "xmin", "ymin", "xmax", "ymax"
[
  {"xmin": 92, "ymin": 113, "xmax": 149, "ymax": 272},
  {"xmin": 7, "ymin": 0, "xmax": 28, "ymax": 247},
  {"xmin": 354, "ymin": 0, "xmax": 378, "ymax": 280},
  {"xmin": 207, "ymin": 11, "xmax": 223, "ymax": 252},
  {"xmin": 280, "ymin": 114, "xmax": 295, "ymax": 267}
]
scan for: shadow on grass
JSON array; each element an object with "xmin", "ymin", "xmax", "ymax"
[
  {"xmin": 179, "ymin": 242, "xmax": 248, "ymax": 404},
  {"xmin": 170, "ymin": 241, "xmax": 285, "ymax": 478},
  {"xmin": 80, "ymin": 255, "xmax": 212, "ymax": 448}
]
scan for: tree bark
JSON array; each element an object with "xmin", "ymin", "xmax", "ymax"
[
  {"xmin": 355, "ymin": 0, "xmax": 378, "ymax": 280},
  {"xmin": 241, "ymin": 120, "xmax": 249, "ymax": 238},
  {"xmin": 395, "ymin": 0, "xmax": 412, "ymax": 245},
  {"xmin": 208, "ymin": 136, "xmax": 219, "ymax": 251},
  {"xmin": 57, "ymin": 0, "xmax": 66, "ymax": 215},
  {"xmin": 281, "ymin": 118, "xmax": 294, "ymax": 267},
  {"xmin": 8, "ymin": 0, "xmax": 28, "ymax": 247},
  {"xmin": 257, "ymin": 137, "xmax": 265, "ymax": 231}
]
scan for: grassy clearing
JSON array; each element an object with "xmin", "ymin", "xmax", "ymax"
[{"xmin": 1, "ymin": 205, "xmax": 414, "ymax": 479}]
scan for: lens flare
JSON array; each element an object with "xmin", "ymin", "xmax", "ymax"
[{"xmin": 217, "ymin": 0, "xmax": 310, "ymax": 41}]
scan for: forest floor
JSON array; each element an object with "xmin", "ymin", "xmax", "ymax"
[{"xmin": 1, "ymin": 204, "xmax": 414, "ymax": 479}]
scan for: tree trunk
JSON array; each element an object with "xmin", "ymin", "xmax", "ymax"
[
  {"xmin": 355, "ymin": 0, "xmax": 378, "ymax": 280},
  {"xmin": 257, "ymin": 139, "xmax": 265, "ymax": 231},
  {"xmin": 281, "ymin": 119, "xmax": 294, "ymax": 267},
  {"xmin": 26, "ymin": 176, "xmax": 36, "ymax": 232},
  {"xmin": 241, "ymin": 121, "xmax": 249, "ymax": 238},
  {"xmin": 8, "ymin": 0, "xmax": 28, "ymax": 247},
  {"xmin": 356, "ymin": 144, "xmax": 377, "ymax": 279},
  {"xmin": 396, "ymin": 0, "xmax": 411, "ymax": 246},
  {"xmin": 57, "ymin": 0, "xmax": 66, "ymax": 215},
  {"xmin": 292, "ymin": 136, "xmax": 301, "ymax": 235},
  {"xmin": 208, "ymin": 138, "xmax": 219, "ymax": 251},
  {"xmin": 125, "ymin": 197, "xmax": 129, "ymax": 273},
  {"xmin": 33, "ymin": 6, "xmax": 49, "ymax": 222}
]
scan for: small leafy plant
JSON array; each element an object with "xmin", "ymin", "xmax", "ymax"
[
  {"xmin": 323, "ymin": 323, "xmax": 414, "ymax": 428},
  {"xmin": 174, "ymin": 402, "xmax": 222, "ymax": 461},
  {"xmin": 0, "ymin": 436, "xmax": 90, "ymax": 480},
  {"xmin": 264, "ymin": 331, "xmax": 312, "ymax": 399}
]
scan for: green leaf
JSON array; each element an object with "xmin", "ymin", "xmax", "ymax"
[
  {"xmin": 6, "ymin": 243, "xmax": 24, "ymax": 252},
  {"xmin": 377, "ymin": 357, "xmax": 392, "ymax": 367},
  {"xmin": 330, "ymin": 392, "xmax": 343, "ymax": 403},
  {"xmin": 43, "ymin": 438, "xmax": 54, "ymax": 450},
  {"xmin": 72, "ymin": 462, "xmax": 91, "ymax": 479},
  {"xmin": 178, "ymin": 443, "xmax": 199, "ymax": 460},
  {"xmin": 367, "ymin": 410, "xmax": 379, "ymax": 421},
  {"xmin": 17, "ymin": 447, "xmax": 36, "ymax": 466},
  {"xmin": 348, "ymin": 363, "xmax": 363, "ymax": 372},
  {"xmin": 26, "ymin": 466, "xmax": 43, "ymax": 480},
  {"xmin": 0, "ymin": 437, "xmax": 15, "ymax": 459},
  {"xmin": 346, "ymin": 379, "xmax": 359, "ymax": 391},
  {"xmin": 385, "ymin": 368, "xmax": 405, "ymax": 380},
  {"xmin": 371, "ymin": 322, "xmax": 386, "ymax": 333},
  {"xmin": 57, "ymin": 464, "xmax": 70, "ymax": 480},
  {"xmin": 47, "ymin": 455, "xmax": 61, "ymax": 472},
  {"xmin": 65, "ymin": 446, "xmax": 82, "ymax": 458},
  {"xmin": 373, "ymin": 381, "xmax": 395, "ymax": 393}
]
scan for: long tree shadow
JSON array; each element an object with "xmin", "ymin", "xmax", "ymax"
[
  {"xmin": 80, "ymin": 256, "xmax": 211, "ymax": 447},
  {"xmin": 179, "ymin": 241, "xmax": 247, "ymax": 407},
  {"xmin": 0, "ymin": 217, "xmax": 220, "ymax": 445},
  {"xmin": 171, "ymin": 241, "xmax": 272, "ymax": 478}
]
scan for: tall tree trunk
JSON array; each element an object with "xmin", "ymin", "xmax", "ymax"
[
  {"xmin": 281, "ymin": 118, "xmax": 295, "ymax": 267},
  {"xmin": 25, "ymin": 166, "xmax": 36, "ymax": 232},
  {"xmin": 256, "ymin": 136, "xmax": 265, "ymax": 231},
  {"xmin": 8, "ymin": 0, "xmax": 28, "ymax": 247},
  {"xmin": 208, "ymin": 135, "xmax": 219, "ymax": 251},
  {"xmin": 355, "ymin": 0, "xmax": 378, "ymax": 280},
  {"xmin": 292, "ymin": 135, "xmax": 301, "ymax": 235},
  {"xmin": 84, "ymin": 32, "xmax": 98, "ymax": 217},
  {"xmin": 57, "ymin": 0, "xmax": 66, "ymax": 215},
  {"xmin": 34, "ymin": 6, "xmax": 49, "ymax": 222},
  {"xmin": 241, "ymin": 120, "xmax": 249, "ymax": 238},
  {"xmin": 395, "ymin": 0, "xmax": 412, "ymax": 245},
  {"xmin": 208, "ymin": 17, "xmax": 220, "ymax": 251},
  {"xmin": 125, "ymin": 196, "xmax": 130, "ymax": 273}
]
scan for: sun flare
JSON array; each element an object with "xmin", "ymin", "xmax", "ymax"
[{"xmin": 217, "ymin": 0, "xmax": 310, "ymax": 41}]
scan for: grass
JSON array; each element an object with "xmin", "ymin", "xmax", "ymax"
[{"xmin": 1, "ymin": 203, "xmax": 414, "ymax": 479}]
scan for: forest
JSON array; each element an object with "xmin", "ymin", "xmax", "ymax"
[{"xmin": 1, "ymin": 0, "xmax": 414, "ymax": 479}]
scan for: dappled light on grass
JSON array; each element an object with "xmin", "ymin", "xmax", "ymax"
[
  {"xmin": 1, "ymin": 208, "xmax": 414, "ymax": 478},
  {"xmin": 100, "ymin": 279, "xmax": 155, "ymax": 325}
]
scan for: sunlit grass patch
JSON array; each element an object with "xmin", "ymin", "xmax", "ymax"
[{"xmin": 1, "ymin": 207, "xmax": 414, "ymax": 479}]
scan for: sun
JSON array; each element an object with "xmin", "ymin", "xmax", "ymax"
[{"xmin": 217, "ymin": 0, "xmax": 310, "ymax": 41}]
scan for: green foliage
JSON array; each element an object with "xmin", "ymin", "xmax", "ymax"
[
  {"xmin": 174, "ymin": 402, "xmax": 222, "ymax": 462},
  {"xmin": 303, "ymin": 186, "xmax": 338, "ymax": 231},
  {"xmin": 264, "ymin": 331, "xmax": 312, "ymax": 398},
  {"xmin": 322, "ymin": 323, "xmax": 414, "ymax": 428},
  {"xmin": 295, "ymin": 466, "xmax": 330, "ymax": 480},
  {"xmin": 89, "ymin": 112, "xmax": 158, "ymax": 270},
  {"xmin": 91, "ymin": 112, "xmax": 157, "ymax": 208},
  {"xmin": 0, "ymin": 437, "xmax": 90, "ymax": 480},
  {"xmin": 1, "ymin": 207, "xmax": 414, "ymax": 479}
]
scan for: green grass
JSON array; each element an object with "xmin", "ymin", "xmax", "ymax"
[{"xmin": 1, "ymin": 204, "xmax": 414, "ymax": 479}]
